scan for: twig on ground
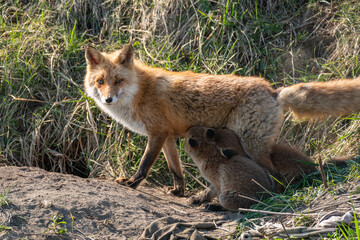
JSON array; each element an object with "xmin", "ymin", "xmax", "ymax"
[
  {"xmin": 238, "ymin": 208, "xmax": 317, "ymax": 217},
  {"xmin": 182, "ymin": 165, "xmax": 207, "ymax": 189},
  {"xmin": 305, "ymin": 200, "xmax": 351, "ymax": 213},
  {"xmin": 213, "ymin": 220, "xmax": 231, "ymax": 233},
  {"xmin": 318, "ymin": 156, "xmax": 328, "ymax": 188},
  {"xmin": 169, "ymin": 206, "xmax": 188, "ymax": 214},
  {"xmin": 237, "ymin": 194, "xmax": 272, "ymax": 208},
  {"xmin": 308, "ymin": 189, "xmax": 328, "ymax": 208},
  {"xmin": 279, "ymin": 220, "xmax": 291, "ymax": 239},
  {"xmin": 273, "ymin": 228, "xmax": 337, "ymax": 239}
]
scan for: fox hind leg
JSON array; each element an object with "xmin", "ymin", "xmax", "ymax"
[{"xmin": 226, "ymin": 97, "xmax": 283, "ymax": 173}]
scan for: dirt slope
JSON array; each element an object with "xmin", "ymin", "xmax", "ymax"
[{"xmin": 0, "ymin": 166, "xmax": 233, "ymax": 239}]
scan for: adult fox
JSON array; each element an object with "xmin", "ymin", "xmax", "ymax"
[{"xmin": 84, "ymin": 44, "xmax": 360, "ymax": 196}]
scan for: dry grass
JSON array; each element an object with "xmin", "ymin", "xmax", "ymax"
[{"xmin": 0, "ymin": 0, "xmax": 359, "ymax": 191}]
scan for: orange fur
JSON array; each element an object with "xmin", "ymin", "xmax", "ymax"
[{"xmin": 278, "ymin": 78, "xmax": 360, "ymax": 119}]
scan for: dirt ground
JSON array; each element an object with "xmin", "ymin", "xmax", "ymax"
[
  {"xmin": 0, "ymin": 166, "xmax": 239, "ymax": 240},
  {"xmin": 1, "ymin": 166, "xmax": 359, "ymax": 240}
]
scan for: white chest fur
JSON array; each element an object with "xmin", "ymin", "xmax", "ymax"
[{"xmin": 95, "ymin": 98, "xmax": 147, "ymax": 136}]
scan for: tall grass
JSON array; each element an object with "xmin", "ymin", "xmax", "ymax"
[{"xmin": 0, "ymin": 0, "xmax": 359, "ymax": 191}]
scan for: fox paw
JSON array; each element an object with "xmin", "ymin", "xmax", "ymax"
[
  {"xmin": 165, "ymin": 186, "xmax": 184, "ymax": 197},
  {"xmin": 204, "ymin": 203, "xmax": 226, "ymax": 212},
  {"xmin": 187, "ymin": 195, "xmax": 204, "ymax": 205},
  {"xmin": 115, "ymin": 177, "xmax": 136, "ymax": 188}
]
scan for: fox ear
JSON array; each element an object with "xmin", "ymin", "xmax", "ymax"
[
  {"xmin": 116, "ymin": 44, "xmax": 134, "ymax": 67},
  {"xmin": 85, "ymin": 46, "xmax": 103, "ymax": 67},
  {"xmin": 205, "ymin": 128, "xmax": 215, "ymax": 141},
  {"xmin": 221, "ymin": 148, "xmax": 237, "ymax": 160}
]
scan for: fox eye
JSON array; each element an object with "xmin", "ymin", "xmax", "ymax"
[
  {"xmin": 188, "ymin": 138, "xmax": 197, "ymax": 148},
  {"xmin": 97, "ymin": 79, "xmax": 104, "ymax": 85},
  {"xmin": 115, "ymin": 79, "xmax": 123, "ymax": 84}
]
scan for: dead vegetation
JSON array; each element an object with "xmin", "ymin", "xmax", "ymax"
[
  {"xmin": 0, "ymin": 0, "xmax": 359, "ymax": 190},
  {"xmin": 1, "ymin": 1, "xmax": 360, "ymax": 239}
]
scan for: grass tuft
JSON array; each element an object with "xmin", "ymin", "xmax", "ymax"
[{"xmin": 0, "ymin": 186, "xmax": 12, "ymax": 207}]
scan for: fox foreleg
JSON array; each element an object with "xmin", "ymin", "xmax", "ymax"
[{"xmin": 116, "ymin": 134, "xmax": 167, "ymax": 189}]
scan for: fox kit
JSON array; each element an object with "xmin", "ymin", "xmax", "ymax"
[
  {"xmin": 84, "ymin": 44, "xmax": 360, "ymax": 196},
  {"xmin": 210, "ymin": 127, "xmax": 317, "ymax": 185},
  {"xmin": 187, "ymin": 126, "xmax": 351, "ymax": 210},
  {"xmin": 185, "ymin": 126, "xmax": 274, "ymax": 211}
]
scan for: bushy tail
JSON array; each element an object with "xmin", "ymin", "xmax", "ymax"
[{"xmin": 277, "ymin": 78, "xmax": 360, "ymax": 119}]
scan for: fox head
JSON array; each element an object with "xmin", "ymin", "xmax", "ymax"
[
  {"xmin": 185, "ymin": 126, "xmax": 225, "ymax": 164},
  {"xmin": 84, "ymin": 44, "xmax": 138, "ymax": 105},
  {"xmin": 186, "ymin": 127, "xmax": 245, "ymax": 165}
]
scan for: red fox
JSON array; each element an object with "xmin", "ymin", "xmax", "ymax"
[{"xmin": 84, "ymin": 44, "xmax": 360, "ymax": 196}]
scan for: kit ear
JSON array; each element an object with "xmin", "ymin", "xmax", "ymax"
[
  {"xmin": 188, "ymin": 138, "xmax": 197, "ymax": 148},
  {"xmin": 221, "ymin": 148, "xmax": 237, "ymax": 160},
  {"xmin": 205, "ymin": 128, "xmax": 215, "ymax": 141},
  {"xmin": 115, "ymin": 44, "xmax": 134, "ymax": 67},
  {"xmin": 85, "ymin": 46, "xmax": 103, "ymax": 67}
]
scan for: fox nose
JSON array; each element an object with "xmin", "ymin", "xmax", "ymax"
[{"xmin": 105, "ymin": 97, "xmax": 113, "ymax": 103}]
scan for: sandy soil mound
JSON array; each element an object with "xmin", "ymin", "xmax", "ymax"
[{"xmin": 0, "ymin": 166, "xmax": 236, "ymax": 239}]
